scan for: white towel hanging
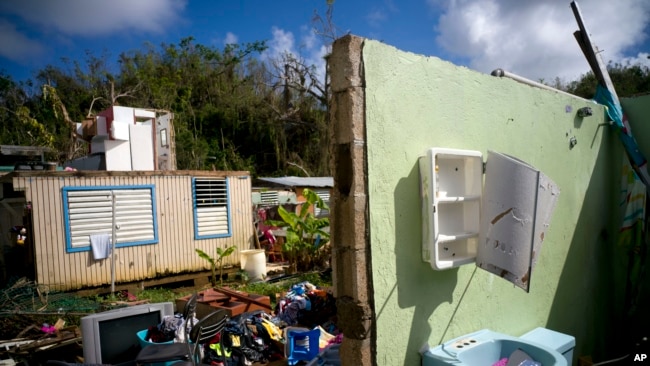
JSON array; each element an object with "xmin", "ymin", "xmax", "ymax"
[{"xmin": 90, "ymin": 233, "xmax": 112, "ymax": 260}]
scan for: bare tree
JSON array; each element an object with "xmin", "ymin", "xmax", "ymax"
[
  {"xmin": 42, "ymin": 85, "xmax": 86, "ymax": 161},
  {"xmin": 312, "ymin": 0, "xmax": 342, "ymax": 43}
]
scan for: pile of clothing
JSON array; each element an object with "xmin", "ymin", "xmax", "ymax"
[
  {"xmin": 205, "ymin": 282, "xmax": 341, "ymax": 365},
  {"xmin": 207, "ymin": 310, "xmax": 284, "ymax": 366},
  {"xmin": 144, "ymin": 313, "xmax": 192, "ymax": 343},
  {"xmin": 275, "ymin": 282, "xmax": 338, "ymax": 330}
]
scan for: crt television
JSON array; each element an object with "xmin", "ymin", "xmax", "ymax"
[{"xmin": 81, "ymin": 302, "xmax": 174, "ymax": 366}]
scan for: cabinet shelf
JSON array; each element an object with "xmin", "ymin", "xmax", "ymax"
[
  {"xmin": 438, "ymin": 232, "xmax": 479, "ymax": 243},
  {"xmin": 437, "ymin": 195, "xmax": 480, "ymax": 203},
  {"xmin": 436, "ymin": 255, "xmax": 475, "ymax": 269},
  {"xmin": 420, "ymin": 147, "xmax": 483, "ymax": 270}
]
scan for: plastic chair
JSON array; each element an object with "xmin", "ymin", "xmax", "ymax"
[
  {"xmin": 136, "ymin": 309, "xmax": 228, "ymax": 366},
  {"xmin": 135, "ymin": 293, "xmax": 198, "ymax": 366},
  {"xmin": 136, "ymin": 292, "xmax": 228, "ymax": 366},
  {"xmin": 286, "ymin": 327, "xmax": 321, "ymax": 366}
]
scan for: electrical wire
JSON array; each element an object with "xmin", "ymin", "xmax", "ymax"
[{"xmin": 592, "ymin": 353, "xmax": 630, "ymax": 365}]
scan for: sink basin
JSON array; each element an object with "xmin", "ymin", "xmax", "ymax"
[
  {"xmin": 422, "ymin": 329, "xmax": 568, "ymax": 366},
  {"xmin": 457, "ymin": 338, "xmax": 564, "ymax": 365}
]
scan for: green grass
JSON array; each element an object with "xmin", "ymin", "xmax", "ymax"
[{"xmin": 123, "ymin": 271, "xmax": 332, "ymax": 308}]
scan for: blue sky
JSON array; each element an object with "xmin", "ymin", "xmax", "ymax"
[{"xmin": 1, "ymin": 0, "xmax": 649, "ymax": 85}]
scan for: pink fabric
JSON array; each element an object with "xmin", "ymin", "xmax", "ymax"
[
  {"xmin": 257, "ymin": 208, "xmax": 278, "ymax": 234},
  {"xmin": 492, "ymin": 358, "xmax": 508, "ymax": 366},
  {"xmin": 257, "ymin": 209, "xmax": 271, "ymax": 232},
  {"xmin": 257, "ymin": 209, "xmax": 267, "ymax": 221},
  {"xmin": 263, "ymin": 230, "xmax": 277, "ymax": 245}
]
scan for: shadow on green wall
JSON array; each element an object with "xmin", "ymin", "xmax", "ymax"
[
  {"xmin": 389, "ymin": 162, "xmax": 461, "ymax": 365},
  {"xmin": 545, "ymin": 128, "xmax": 637, "ymax": 362}
]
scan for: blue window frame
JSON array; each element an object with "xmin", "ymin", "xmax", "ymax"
[
  {"xmin": 192, "ymin": 177, "xmax": 232, "ymax": 239},
  {"xmin": 62, "ymin": 185, "xmax": 158, "ymax": 253}
]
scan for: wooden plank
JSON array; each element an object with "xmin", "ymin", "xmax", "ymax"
[
  {"xmin": 72, "ymin": 270, "xmax": 214, "ymax": 297},
  {"xmin": 214, "ymin": 286, "xmax": 272, "ymax": 310},
  {"xmin": 570, "ymin": 1, "xmax": 619, "ymax": 102}
]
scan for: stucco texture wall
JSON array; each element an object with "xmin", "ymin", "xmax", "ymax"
[
  {"xmin": 361, "ymin": 39, "xmax": 627, "ymax": 365},
  {"xmin": 622, "ymin": 94, "xmax": 650, "ymax": 160}
]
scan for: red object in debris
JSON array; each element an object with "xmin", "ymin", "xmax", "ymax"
[
  {"xmin": 41, "ymin": 324, "xmax": 57, "ymax": 334},
  {"xmin": 121, "ymin": 290, "xmax": 137, "ymax": 301}
]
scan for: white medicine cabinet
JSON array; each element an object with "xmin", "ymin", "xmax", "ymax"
[{"xmin": 419, "ymin": 148, "xmax": 560, "ymax": 291}]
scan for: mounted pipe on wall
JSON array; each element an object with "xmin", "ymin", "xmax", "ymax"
[{"xmin": 490, "ymin": 68, "xmax": 591, "ymax": 103}]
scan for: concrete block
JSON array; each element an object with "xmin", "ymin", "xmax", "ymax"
[
  {"xmin": 330, "ymin": 35, "xmax": 364, "ymax": 92},
  {"xmin": 339, "ymin": 332, "xmax": 373, "ymax": 365},
  {"xmin": 331, "ymin": 89, "xmax": 366, "ymax": 143}
]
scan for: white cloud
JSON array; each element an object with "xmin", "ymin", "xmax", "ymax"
[
  {"xmin": 262, "ymin": 27, "xmax": 296, "ymax": 62},
  {"xmin": 0, "ymin": 20, "xmax": 44, "ymax": 62},
  {"xmin": 432, "ymin": 0, "xmax": 650, "ymax": 82},
  {"xmin": 302, "ymin": 27, "xmax": 318, "ymax": 50},
  {"xmin": 306, "ymin": 44, "xmax": 331, "ymax": 84},
  {"xmin": 224, "ymin": 32, "xmax": 238, "ymax": 45},
  {"xmin": 0, "ymin": 0, "xmax": 187, "ymax": 36},
  {"xmin": 301, "ymin": 28, "xmax": 331, "ymax": 85},
  {"xmin": 262, "ymin": 26, "xmax": 329, "ymax": 92}
]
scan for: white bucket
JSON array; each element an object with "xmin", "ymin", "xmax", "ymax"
[{"xmin": 240, "ymin": 249, "xmax": 267, "ymax": 282}]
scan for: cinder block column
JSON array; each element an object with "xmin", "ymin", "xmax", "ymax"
[{"xmin": 329, "ymin": 35, "xmax": 375, "ymax": 366}]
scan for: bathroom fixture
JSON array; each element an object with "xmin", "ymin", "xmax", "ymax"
[
  {"xmin": 421, "ymin": 328, "xmax": 575, "ymax": 366},
  {"xmin": 419, "ymin": 148, "xmax": 560, "ymax": 291},
  {"xmin": 577, "ymin": 106, "xmax": 593, "ymax": 117}
]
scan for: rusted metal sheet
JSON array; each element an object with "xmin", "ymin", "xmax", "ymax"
[{"xmin": 11, "ymin": 172, "xmax": 253, "ymax": 291}]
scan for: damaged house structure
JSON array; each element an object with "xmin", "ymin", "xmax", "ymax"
[
  {"xmin": 69, "ymin": 105, "xmax": 176, "ymax": 171},
  {"xmin": 0, "ymin": 106, "xmax": 254, "ymax": 291}
]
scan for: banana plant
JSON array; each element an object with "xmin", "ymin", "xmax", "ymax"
[
  {"xmin": 267, "ymin": 188, "xmax": 330, "ymax": 272},
  {"xmin": 196, "ymin": 245, "xmax": 237, "ymax": 287}
]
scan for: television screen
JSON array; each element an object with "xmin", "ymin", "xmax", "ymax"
[
  {"xmin": 100, "ymin": 311, "xmax": 161, "ymax": 365},
  {"xmin": 81, "ymin": 302, "xmax": 174, "ymax": 366}
]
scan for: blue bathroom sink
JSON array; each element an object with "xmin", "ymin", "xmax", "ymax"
[
  {"xmin": 456, "ymin": 338, "xmax": 564, "ymax": 365},
  {"xmin": 422, "ymin": 329, "xmax": 569, "ymax": 366}
]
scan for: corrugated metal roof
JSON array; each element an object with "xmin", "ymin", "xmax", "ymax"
[
  {"xmin": 0, "ymin": 145, "xmax": 53, "ymax": 156},
  {"xmin": 257, "ymin": 176, "xmax": 333, "ymax": 188}
]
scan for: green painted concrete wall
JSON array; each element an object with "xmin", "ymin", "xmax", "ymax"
[
  {"xmin": 362, "ymin": 40, "xmax": 629, "ymax": 365},
  {"xmin": 622, "ymin": 94, "xmax": 650, "ymax": 160}
]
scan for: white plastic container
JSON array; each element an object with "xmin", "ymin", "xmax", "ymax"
[
  {"xmin": 419, "ymin": 148, "xmax": 560, "ymax": 291},
  {"xmin": 419, "ymin": 148, "xmax": 483, "ymax": 270},
  {"xmin": 240, "ymin": 249, "xmax": 267, "ymax": 282}
]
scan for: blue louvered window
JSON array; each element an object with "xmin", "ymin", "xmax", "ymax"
[
  {"xmin": 192, "ymin": 178, "xmax": 232, "ymax": 239},
  {"xmin": 63, "ymin": 185, "xmax": 158, "ymax": 253}
]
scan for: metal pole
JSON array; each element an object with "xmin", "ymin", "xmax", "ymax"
[
  {"xmin": 111, "ymin": 192, "xmax": 116, "ymax": 293},
  {"xmin": 490, "ymin": 68, "xmax": 591, "ymax": 102}
]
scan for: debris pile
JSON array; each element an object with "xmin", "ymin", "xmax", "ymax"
[
  {"xmin": 0, "ymin": 278, "xmax": 101, "ymax": 365},
  {"xmin": 212, "ymin": 281, "xmax": 341, "ymax": 365},
  {"xmin": 150, "ymin": 281, "xmax": 341, "ymax": 365}
]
